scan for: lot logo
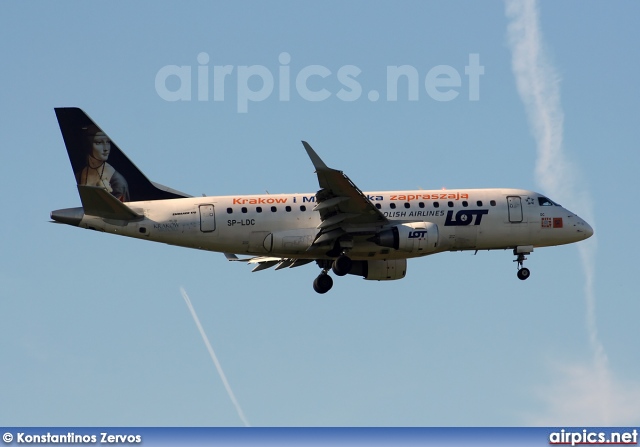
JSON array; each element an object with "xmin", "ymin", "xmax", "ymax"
[{"xmin": 445, "ymin": 209, "xmax": 488, "ymax": 226}]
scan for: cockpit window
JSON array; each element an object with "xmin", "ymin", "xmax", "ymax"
[{"xmin": 538, "ymin": 197, "xmax": 554, "ymax": 206}]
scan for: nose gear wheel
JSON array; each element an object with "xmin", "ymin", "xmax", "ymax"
[{"xmin": 513, "ymin": 249, "xmax": 531, "ymax": 281}]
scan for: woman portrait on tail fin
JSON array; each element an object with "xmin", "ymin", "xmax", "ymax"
[{"xmin": 76, "ymin": 124, "xmax": 130, "ymax": 202}]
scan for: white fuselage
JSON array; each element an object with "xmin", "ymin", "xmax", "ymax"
[
  {"xmin": 52, "ymin": 108, "xmax": 595, "ymax": 291},
  {"xmin": 75, "ymin": 188, "xmax": 592, "ymax": 260}
]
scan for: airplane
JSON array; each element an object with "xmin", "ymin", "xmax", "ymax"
[{"xmin": 51, "ymin": 108, "xmax": 594, "ymax": 294}]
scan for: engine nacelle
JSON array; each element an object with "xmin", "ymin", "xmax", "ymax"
[
  {"xmin": 348, "ymin": 259, "xmax": 407, "ymax": 281},
  {"xmin": 371, "ymin": 222, "xmax": 439, "ymax": 254}
]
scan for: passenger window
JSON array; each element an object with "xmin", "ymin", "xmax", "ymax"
[
  {"xmin": 285, "ymin": 206, "xmax": 291, "ymax": 212},
  {"xmin": 226, "ymin": 208, "xmax": 233, "ymax": 214},
  {"xmin": 390, "ymin": 203, "xmax": 396, "ymax": 209},
  {"xmin": 300, "ymin": 205, "xmax": 306, "ymax": 212},
  {"xmin": 375, "ymin": 203, "xmax": 382, "ymax": 209},
  {"xmin": 419, "ymin": 202, "xmax": 425, "ymax": 208},
  {"xmin": 256, "ymin": 207, "xmax": 262, "ymax": 213},
  {"xmin": 477, "ymin": 200, "xmax": 483, "ymax": 207},
  {"xmin": 404, "ymin": 203, "xmax": 410, "ymax": 209},
  {"xmin": 462, "ymin": 201, "xmax": 468, "ymax": 207},
  {"xmin": 271, "ymin": 206, "xmax": 277, "ymax": 212},
  {"xmin": 433, "ymin": 202, "xmax": 440, "ymax": 208},
  {"xmin": 448, "ymin": 201, "xmax": 454, "ymax": 207},
  {"xmin": 490, "ymin": 200, "xmax": 496, "ymax": 206},
  {"xmin": 241, "ymin": 207, "xmax": 247, "ymax": 214}
]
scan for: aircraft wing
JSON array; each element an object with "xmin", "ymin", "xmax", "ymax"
[
  {"xmin": 224, "ymin": 253, "xmax": 313, "ymax": 272},
  {"xmin": 302, "ymin": 141, "xmax": 388, "ymax": 246}
]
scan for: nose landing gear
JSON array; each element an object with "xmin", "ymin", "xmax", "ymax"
[
  {"xmin": 517, "ymin": 266, "xmax": 530, "ymax": 280},
  {"xmin": 513, "ymin": 246, "xmax": 532, "ymax": 280}
]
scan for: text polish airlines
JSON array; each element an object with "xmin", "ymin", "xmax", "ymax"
[{"xmin": 51, "ymin": 108, "xmax": 593, "ymax": 294}]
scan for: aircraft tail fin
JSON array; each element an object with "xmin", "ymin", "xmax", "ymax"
[{"xmin": 55, "ymin": 107, "xmax": 191, "ymax": 202}]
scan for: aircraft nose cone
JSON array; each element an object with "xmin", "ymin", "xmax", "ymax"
[{"xmin": 578, "ymin": 219, "xmax": 594, "ymax": 239}]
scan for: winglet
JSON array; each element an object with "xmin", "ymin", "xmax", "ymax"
[
  {"xmin": 302, "ymin": 141, "xmax": 329, "ymax": 171},
  {"xmin": 78, "ymin": 185, "xmax": 142, "ymax": 220}
]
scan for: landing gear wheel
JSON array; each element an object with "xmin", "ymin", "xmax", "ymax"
[
  {"xmin": 332, "ymin": 255, "xmax": 353, "ymax": 277},
  {"xmin": 313, "ymin": 273, "xmax": 333, "ymax": 294},
  {"xmin": 517, "ymin": 267, "xmax": 530, "ymax": 281},
  {"xmin": 513, "ymin": 248, "xmax": 532, "ymax": 281}
]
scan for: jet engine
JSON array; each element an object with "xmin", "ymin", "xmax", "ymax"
[
  {"xmin": 347, "ymin": 259, "xmax": 407, "ymax": 281},
  {"xmin": 370, "ymin": 222, "xmax": 439, "ymax": 254}
]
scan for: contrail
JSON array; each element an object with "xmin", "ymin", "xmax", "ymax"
[
  {"xmin": 505, "ymin": 0, "xmax": 613, "ymax": 423},
  {"xmin": 180, "ymin": 287, "xmax": 251, "ymax": 427}
]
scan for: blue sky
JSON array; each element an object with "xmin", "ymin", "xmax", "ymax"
[{"xmin": 1, "ymin": 0, "xmax": 639, "ymax": 426}]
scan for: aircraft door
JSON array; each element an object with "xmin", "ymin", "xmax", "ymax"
[
  {"xmin": 507, "ymin": 196, "xmax": 523, "ymax": 223},
  {"xmin": 199, "ymin": 204, "xmax": 216, "ymax": 232}
]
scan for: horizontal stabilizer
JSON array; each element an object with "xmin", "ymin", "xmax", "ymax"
[{"xmin": 78, "ymin": 185, "xmax": 142, "ymax": 220}]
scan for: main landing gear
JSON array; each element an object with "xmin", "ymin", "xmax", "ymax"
[
  {"xmin": 313, "ymin": 272, "xmax": 333, "ymax": 294},
  {"xmin": 332, "ymin": 255, "xmax": 352, "ymax": 277},
  {"xmin": 312, "ymin": 255, "xmax": 353, "ymax": 294},
  {"xmin": 513, "ymin": 247, "xmax": 532, "ymax": 281}
]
